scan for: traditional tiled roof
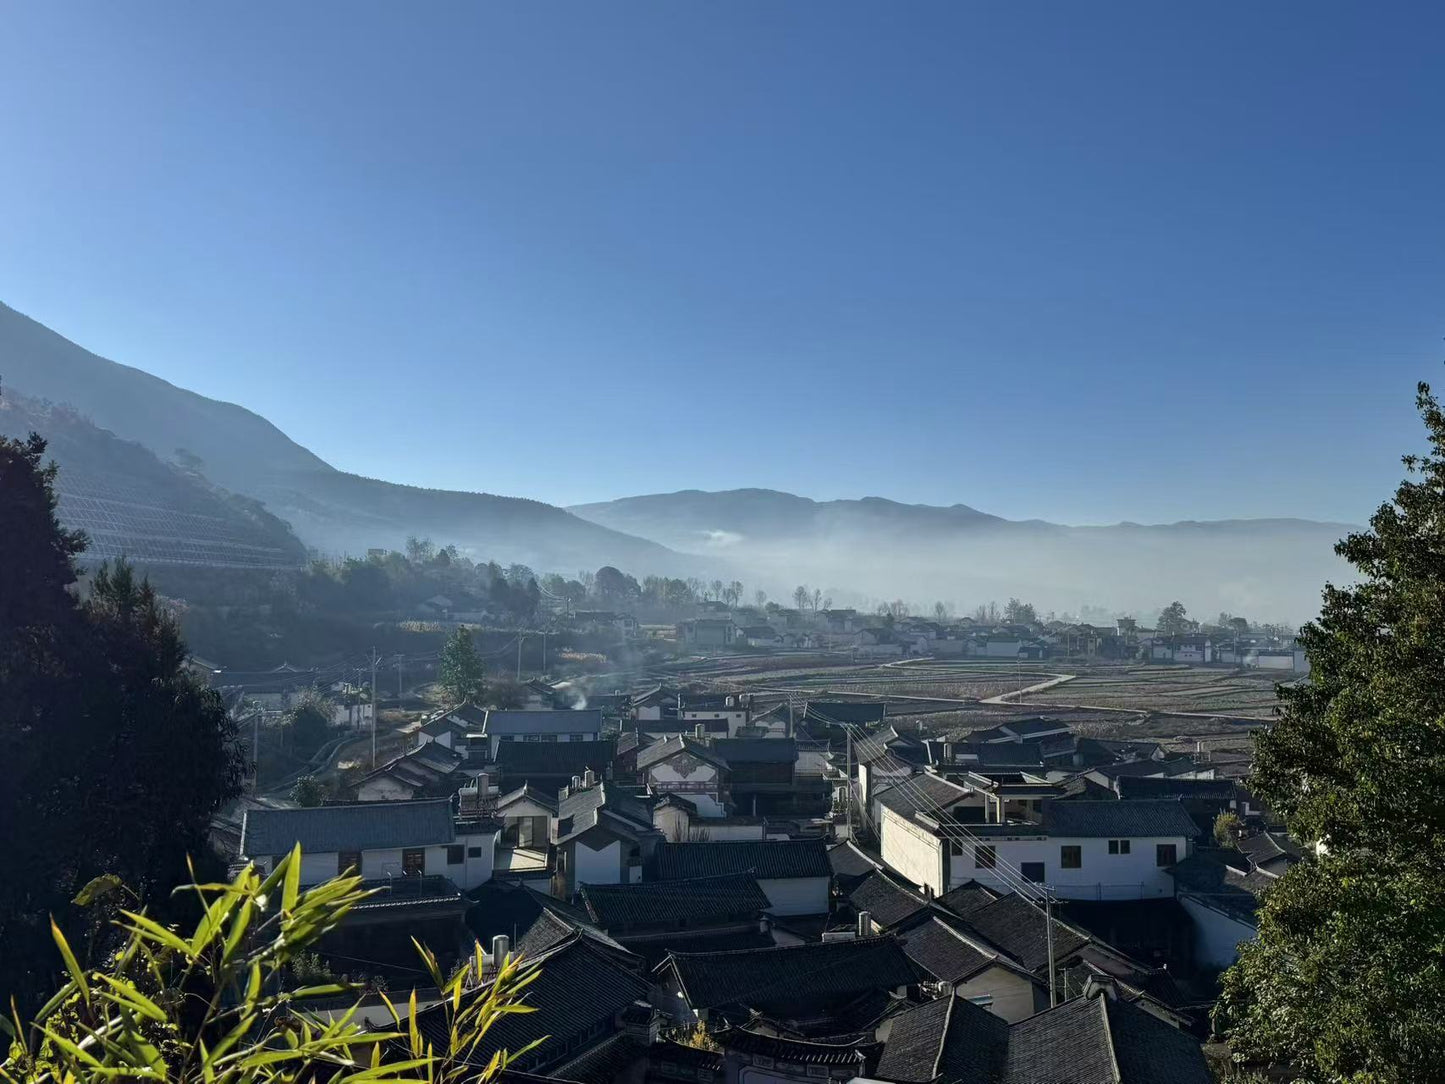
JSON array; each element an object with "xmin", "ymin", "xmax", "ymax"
[
  {"xmin": 936, "ymin": 881, "xmax": 998, "ymax": 919},
  {"xmin": 875, "ymin": 773, "xmax": 974, "ymax": 819},
  {"xmin": 555, "ymin": 783, "xmax": 655, "ymax": 844},
  {"xmin": 1000, "ymin": 717, "xmax": 1072, "ymax": 740},
  {"xmin": 653, "ymin": 839, "xmax": 831, "ymax": 881},
  {"xmin": 493, "ymin": 740, "xmax": 615, "ymax": 780},
  {"xmin": 1042, "ymin": 799, "xmax": 1201, "ymax": 839},
  {"xmin": 494, "ymin": 783, "xmax": 559, "ymax": 813},
  {"xmin": 1114, "ymin": 776, "xmax": 1238, "ymax": 802},
  {"xmin": 897, "ymin": 915, "xmax": 1001, "ymax": 984},
  {"xmin": 714, "ymin": 737, "xmax": 798, "ymax": 764},
  {"xmin": 828, "ymin": 840, "xmax": 881, "ymax": 881},
  {"xmin": 663, "ymin": 936, "xmax": 916, "ymax": 1012},
  {"xmin": 411, "ymin": 935, "xmax": 650, "ymax": 1075},
  {"xmin": 874, "ymin": 994, "xmax": 1009, "ymax": 1084},
  {"xmin": 848, "ymin": 870, "xmax": 929, "ymax": 929},
  {"xmin": 1004, "ymin": 989, "xmax": 1213, "ymax": 1084},
  {"xmin": 1236, "ymin": 830, "xmax": 1302, "ymax": 874},
  {"xmin": 1167, "ymin": 851, "xmax": 1273, "ymax": 924},
  {"xmin": 804, "ymin": 700, "xmax": 888, "ymax": 725},
  {"xmin": 483, "ymin": 709, "xmax": 603, "ymax": 737},
  {"xmin": 635, "ymin": 734, "xmax": 728, "ymax": 772},
  {"xmin": 241, "ymin": 799, "xmax": 459, "ymax": 856},
  {"xmin": 957, "ymin": 894, "xmax": 1091, "ymax": 973},
  {"xmin": 1088, "ymin": 756, "xmax": 1204, "ymax": 782},
  {"xmin": 721, "ymin": 1028, "xmax": 878, "ymax": 1068},
  {"xmin": 580, "ymin": 873, "xmax": 768, "ymax": 931}
]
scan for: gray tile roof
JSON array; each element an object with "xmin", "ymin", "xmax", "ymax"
[
  {"xmin": 957, "ymin": 893, "xmax": 1091, "ymax": 973},
  {"xmin": 875, "ymin": 773, "xmax": 974, "ymax": 818},
  {"xmin": 1167, "ymin": 851, "xmax": 1272, "ymax": 925},
  {"xmin": 897, "ymin": 915, "xmax": 1000, "ymax": 984},
  {"xmin": 804, "ymin": 701, "xmax": 888, "ymax": 725},
  {"xmin": 936, "ymin": 881, "xmax": 998, "ymax": 919},
  {"xmin": 240, "ymin": 799, "xmax": 457, "ymax": 856},
  {"xmin": 412, "ymin": 935, "xmax": 649, "ymax": 1075},
  {"xmin": 493, "ymin": 739, "xmax": 615, "ymax": 780},
  {"xmin": 828, "ymin": 840, "xmax": 881, "ymax": 881},
  {"xmin": 848, "ymin": 870, "xmax": 929, "ymax": 929},
  {"xmin": 1042, "ymin": 799, "xmax": 1201, "ymax": 839},
  {"xmin": 483, "ymin": 709, "xmax": 603, "ymax": 736},
  {"xmin": 653, "ymin": 839, "xmax": 832, "ymax": 881},
  {"xmin": 663, "ymin": 936, "xmax": 916, "ymax": 1012},
  {"xmin": 1004, "ymin": 990, "xmax": 1213, "ymax": 1084},
  {"xmin": 635, "ymin": 734, "xmax": 727, "ymax": 772},
  {"xmin": 714, "ymin": 737, "xmax": 798, "ymax": 764},
  {"xmin": 580, "ymin": 873, "xmax": 768, "ymax": 931},
  {"xmin": 555, "ymin": 783, "xmax": 655, "ymax": 844},
  {"xmin": 874, "ymin": 994, "xmax": 1009, "ymax": 1084}
]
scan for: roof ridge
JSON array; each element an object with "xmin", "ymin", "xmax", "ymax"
[
  {"xmin": 1097, "ymin": 991, "xmax": 1123, "ymax": 1084},
  {"xmin": 932, "ymin": 994, "xmax": 955, "ymax": 1081}
]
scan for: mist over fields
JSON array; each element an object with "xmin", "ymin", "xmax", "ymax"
[
  {"xmin": 572, "ymin": 490, "xmax": 1356, "ymax": 623},
  {"xmin": 2, "ymin": 299, "xmax": 1352, "ymax": 621}
]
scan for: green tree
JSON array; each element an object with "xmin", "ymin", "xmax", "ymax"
[
  {"xmin": 1212, "ymin": 810, "xmax": 1241, "ymax": 849},
  {"xmin": 285, "ymin": 695, "xmax": 333, "ymax": 758},
  {"xmin": 1, "ymin": 849, "xmax": 543, "ymax": 1084},
  {"xmin": 1156, "ymin": 600, "xmax": 1195, "ymax": 636},
  {"xmin": 291, "ymin": 774, "xmax": 327, "ymax": 807},
  {"xmin": 1216, "ymin": 382, "xmax": 1445, "ymax": 1081},
  {"xmin": 440, "ymin": 627, "xmax": 486, "ymax": 703},
  {"xmin": 1004, "ymin": 597, "xmax": 1037, "ymax": 625}
]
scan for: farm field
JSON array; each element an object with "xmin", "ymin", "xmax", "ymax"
[{"xmin": 1043, "ymin": 665, "xmax": 1283, "ymax": 718}]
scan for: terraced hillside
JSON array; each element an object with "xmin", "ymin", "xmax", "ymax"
[{"xmin": 1, "ymin": 392, "xmax": 307, "ymax": 570}]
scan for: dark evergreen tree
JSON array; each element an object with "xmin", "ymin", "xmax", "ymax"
[
  {"xmin": 1217, "ymin": 383, "xmax": 1445, "ymax": 1081},
  {"xmin": 0, "ymin": 419, "xmax": 244, "ymax": 1010}
]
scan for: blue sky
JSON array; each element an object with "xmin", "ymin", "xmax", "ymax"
[{"xmin": 2, "ymin": 2, "xmax": 1442, "ymax": 524}]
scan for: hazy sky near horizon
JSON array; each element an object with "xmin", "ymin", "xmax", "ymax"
[{"xmin": 2, "ymin": 2, "xmax": 1443, "ymax": 524}]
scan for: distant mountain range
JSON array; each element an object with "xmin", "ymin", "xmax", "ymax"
[
  {"xmin": 2, "ymin": 300, "xmax": 1352, "ymax": 618},
  {"xmin": 0, "ymin": 302, "xmax": 682, "ymax": 575},
  {"xmin": 570, "ymin": 489, "xmax": 1355, "ymax": 620}
]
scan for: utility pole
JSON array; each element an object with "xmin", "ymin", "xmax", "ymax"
[
  {"xmin": 1045, "ymin": 889, "xmax": 1057, "ymax": 1007},
  {"xmin": 370, "ymin": 647, "xmax": 379, "ymax": 770},
  {"xmin": 252, "ymin": 709, "xmax": 261, "ymax": 789},
  {"xmin": 541, "ymin": 630, "xmax": 547, "ymax": 675},
  {"xmin": 845, "ymin": 727, "xmax": 853, "ymax": 838},
  {"xmin": 396, "ymin": 655, "xmax": 404, "ymax": 701},
  {"xmin": 516, "ymin": 635, "xmax": 524, "ymax": 683}
]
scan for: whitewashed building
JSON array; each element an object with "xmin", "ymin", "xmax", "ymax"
[
  {"xmin": 238, "ymin": 798, "xmax": 498, "ymax": 889},
  {"xmin": 877, "ymin": 796, "xmax": 1199, "ymax": 901}
]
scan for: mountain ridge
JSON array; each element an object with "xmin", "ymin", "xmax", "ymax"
[{"xmin": 0, "ymin": 301, "xmax": 686, "ymax": 575}]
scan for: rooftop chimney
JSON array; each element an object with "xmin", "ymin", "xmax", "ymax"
[
  {"xmin": 558, "ymin": 784, "xmax": 570, "ymax": 802},
  {"xmin": 583, "ymin": 768, "xmax": 596, "ymax": 788},
  {"xmin": 695, "ymin": 724, "xmax": 706, "ymax": 739},
  {"xmin": 857, "ymin": 911, "xmax": 873, "ymax": 937},
  {"xmin": 492, "ymin": 934, "xmax": 510, "ymax": 962},
  {"xmin": 572, "ymin": 775, "xmax": 583, "ymax": 791}
]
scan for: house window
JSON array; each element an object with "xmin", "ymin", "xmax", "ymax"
[
  {"xmin": 974, "ymin": 845, "xmax": 997, "ymax": 869},
  {"xmin": 1156, "ymin": 843, "xmax": 1178, "ymax": 868},
  {"xmin": 338, "ymin": 851, "xmax": 362, "ymax": 876},
  {"xmin": 1021, "ymin": 862, "xmax": 1045, "ymax": 883},
  {"xmin": 1060, "ymin": 845, "xmax": 1082, "ymax": 870},
  {"xmin": 402, "ymin": 848, "xmax": 426, "ymax": 876},
  {"xmin": 967, "ymin": 994, "xmax": 995, "ymax": 1008},
  {"xmin": 467, "ymin": 846, "xmax": 483, "ymax": 858},
  {"xmin": 524, "ymin": 734, "xmax": 543, "ymax": 742},
  {"xmin": 571, "ymin": 733, "xmax": 589, "ymax": 742},
  {"xmin": 1108, "ymin": 839, "xmax": 1131, "ymax": 855},
  {"xmin": 446, "ymin": 845, "xmax": 464, "ymax": 865},
  {"xmin": 499, "ymin": 734, "xmax": 516, "ymax": 742},
  {"xmin": 949, "ymin": 839, "xmax": 965, "ymax": 857}
]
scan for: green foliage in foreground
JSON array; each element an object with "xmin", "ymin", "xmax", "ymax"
[{"xmin": 1, "ymin": 848, "xmax": 543, "ymax": 1084}]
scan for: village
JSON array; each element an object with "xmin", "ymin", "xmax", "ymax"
[{"xmin": 195, "ymin": 590, "xmax": 1304, "ymax": 1084}]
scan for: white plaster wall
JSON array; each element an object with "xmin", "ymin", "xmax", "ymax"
[
  {"xmin": 573, "ymin": 837, "xmax": 622, "ymax": 886},
  {"xmin": 951, "ymin": 835, "xmax": 1189, "ymax": 900},
  {"xmin": 880, "ymin": 806, "xmax": 945, "ymax": 896},
  {"xmin": 1180, "ymin": 896, "xmax": 1257, "ymax": 968},
  {"xmin": 757, "ymin": 876, "xmax": 830, "ymax": 916},
  {"xmin": 955, "ymin": 966, "xmax": 1040, "ymax": 1023},
  {"xmin": 356, "ymin": 776, "xmax": 414, "ymax": 802}
]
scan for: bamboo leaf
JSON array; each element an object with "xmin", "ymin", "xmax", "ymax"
[{"xmin": 50, "ymin": 918, "xmax": 89, "ymax": 1002}]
